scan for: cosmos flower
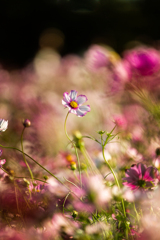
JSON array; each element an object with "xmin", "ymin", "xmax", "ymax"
[
  {"xmin": 85, "ymin": 45, "xmax": 109, "ymax": 71},
  {"xmin": 62, "ymin": 90, "xmax": 90, "ymax": 117},
  {"xmin": 0, "ymin": 159, "xmax": 6, "ymax": 168},
  {"xmin": 123, "ymin": 163, "xmax": 159, "ymax": 191},
  {"xmin": 0, "ymin": 150, "xmax": 6, "ymax": 168},
  {"xmin": 124, "ymin": 47, "xmax": 160, "ymax": 76},
  {"xmin": 0, "ymin": 119, "xmax": 8, "ymax": 132}
]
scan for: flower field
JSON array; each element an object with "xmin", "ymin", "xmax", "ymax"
[{"xmin": 1, "ymin": 44, "xmax": 160, "ymax": 239}]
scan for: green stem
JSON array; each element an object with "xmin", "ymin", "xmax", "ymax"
[
  {"xmin": 64, "ymin": 112, "xmax": 72, "ymax": 142},
  {"xmin": 102, "ymin": 146, "xmax": 128, "ymax": 239},
  {"xmin": 1, "ymin": 167, "xmax": 47, "ymax": 184},
  {"xmin": 0, "ymin": 144, "xmax": 69, "ymax": 189},
  {"xmin": 133, "ymin": 202, "xmax": 140, "ymax": 223},
  {"xmin": 21, "ymin": 127, "xmax": 34, "ymax": 183},
  {"xmin": 63, "ymin": 192, "xmax": 71, "ymax": 214},
  {"xmin": 80, "ymin": 146, "xmax": 100, "ymax": 176},
  {"xmin": 64, "ymin": 111, "xmax": 82, "ymax": 188},
  {"xmin": 102, "ymin": 146, "xmax": 121, "ymax": 191}
]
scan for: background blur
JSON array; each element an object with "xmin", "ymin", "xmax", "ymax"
[{"xmin": 0, "ymin": 0, "xmax": 160, "ymax": 69}]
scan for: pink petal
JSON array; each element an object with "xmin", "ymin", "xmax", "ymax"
[
  {"xmin": 69, "ymin": 90, "xmax": 77, "ymax": 101},
  {"xmin": 76, "ymin": 105, "xmax": 91, "ymax": 117},
  {"xmin": 76, "ymin": 95, "xmax": 88, "ymax": 105},
  {"xmin": 63, "ymin": 92, "xmax": 70, "ymax": 103},
  {"xmin": 0, "ymin": 159, "xmax": 6, "ymax": 167}
]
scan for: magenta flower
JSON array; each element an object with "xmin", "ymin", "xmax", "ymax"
[
  {"xmin": 124, "ymin": 47, "xmax": 160, "ymax": 76},
  {"xmin": 62, "ymin": 90, "xmax": 90, "ymax": 117},
  {"xmin": 123, "ymin": 163, "xmax": 159, "ymax": 191}
]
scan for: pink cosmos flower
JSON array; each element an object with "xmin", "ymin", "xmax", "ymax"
[
  {"xmin": 84, "ymin": 45, "xmax": 109, "ymax": 71},
  {"xmin": 62, "ymin": 90, "xmax": 90, "ymax": 117},
  {"xmin": 0, "ymin": 150, "xmax": 6, "ymax": 168},
  {"xmin": 123, "ymin": 163, "xmax": 159, "ymax": 191},
  {"xmin": 124, "ymin": 47, "xmax": 160, "ymax": 76}
]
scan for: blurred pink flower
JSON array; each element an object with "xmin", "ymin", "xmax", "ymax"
[
  {"xmin": 125, "ymin": 148, "xmax": 143, "ymax": 162},
  {"xmin": 124, "ymin": 47, "xmax": 160, "ymax": 76},
  {"xmin": 123, "ymin": 163, "xmax": 159, "ymax": 191},
  {"xmin": 0, "ymin": 159, "xmax": 6, "ymax": 168},
  {"xmin": 62, "ymin": 90, "xmax": 90, "ymax": 117},
  {"xmin": 113, "ymin": 114, "xmax": 127, "ymax": 129},
  {"xmin": 84, "ymin": 45, "xmax": 109, "ymax": 71},
  {"xmin": 108, "ymin": 60, "xmax": 132, "ymax": 95}
]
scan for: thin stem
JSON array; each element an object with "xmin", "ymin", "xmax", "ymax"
[
  {"xmin": 102, "ymin": 146, "xmax": 121, "ymax": 191},
  {"xmin": 104, "ymin": 172, "xmax": 112, "ymax": 179},
  {"xmin": 64, "ymin": 112, "xmax": 72, "ymax": 142},
  {"xmin": 74, "ymin": 146, "xmax": 82, "ymax": 188},
  {"xmin": 15, "ymin": 176, "xmax": 47, "ymax": 184},
  {"xmin": 102, "ymin": 145, "xmax": 128, "ymax": 239},
  {"xmin": 20, "ymin": 127, "xmax": 34, "ymax": 183},
  {"xmin": 63, "ymin": 192, "xmax": 71, "ymax": 214},
  {"xmin": 0, "ymin": 144, "xmax": 69, "ymax": 190},
  {"xmin": 63, "ymin": 177, "xmax": 80, "ymax": 189},
  {"xmin": 1, "ymin": 167, "xmax": 48, "ymax": 184},
  {"xmin": 133, "ymin": 202, "xmax": 140, "ymax": 223},
  {"xmin": 14, "ymin": 181, "xmax": 21, "ymax": 214},
  {"xmin": 64, "ymin": 111, "xmax": 82, "ymax": 188},
  {"xmin": 80, "ymin": 146, "xmax": 100, "ymax": 176}
]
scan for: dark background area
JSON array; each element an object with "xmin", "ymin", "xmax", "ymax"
[{"xmin": 0, "ymin": 0, "xmax": 160, "ymax": 69}]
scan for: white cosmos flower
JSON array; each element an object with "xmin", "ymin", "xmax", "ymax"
[
  {"xmin": 0, "ymin": 119, "xmax": 8, "ymax": 132},
  {"xmin": 62, "ymin": 90, "xmax": 90, "ymax": 117}
]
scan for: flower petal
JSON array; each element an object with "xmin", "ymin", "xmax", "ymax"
[
  {"xmin": 0, "ymin": 119, "xmax": 8, "ymax": 132},
  {"xmin": 69, "ymin": 90, "xmax": 77, "ymax": 101},
  {"xmin": 0, "ymin": 159, "xmax": 6, "ymax": 167},
  {"xmin": 63, "ymin": 92, "xmax": 70, "ymax": 103},
  {"xmin": 76, "ymin": 105, "xmax": 90, "ymax": 117},
  {"xmin": 137, "ymin": 163, "xmax": 147, "ymax": 178},
  {"xmin": 62, "ymin": 100, "xmax": 70, "ymax": 107},
  {"xmin": 76, "ymin": 95, "xmax": 88, "ymax": 105},
  {"xmin": 69, "ymin": 109, "xmax": 78, "ymax": 115}
]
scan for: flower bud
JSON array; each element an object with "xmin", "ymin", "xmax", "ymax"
[
  {"xmin": 70, "ymin": 162, "xmax": 77, "ymax": 171},
  {"xmin": 72, "ymin": 210, "xmax": 78, "ymax": 219},
  {"xmin": 81, "ymin": 163, "xmax": 87, "ymax": 171},
  {"xmin": 23, "ymin": 119, "xmax": 31, "ymax": 128},
  {"xmin": 43, "ymin": 175, "xmax": 49, "ymax": 181},
  {"xmin": 73, "ymin": 131, "xmax": 84, "ymax": 149},
  {"xmin": 156, "ymin": 148, "xmax": 160, "ymax": 156},
  {"xmin": 98, "ymin": 130, "xmax": 105, "ymax": 135},
  {"xmin": 23, "ymin": 178, "xmax": 30, "ymax": 187}
]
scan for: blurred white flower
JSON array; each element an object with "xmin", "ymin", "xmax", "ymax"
[{"xmin": 0, "ymin": 119, "xmax": 8, "ymax": 132}]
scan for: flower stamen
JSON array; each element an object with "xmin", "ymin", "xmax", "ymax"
[{"xmin": 70, "ymin": 101, "xmax": 78, "ymax": 109}]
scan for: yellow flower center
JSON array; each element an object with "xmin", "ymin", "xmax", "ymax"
[
  {"xmin": 70, "ymin": 101, "xmax": 78, "ymax": 108},
  {"xmin": 66, "ymin": 154, "xmax": 73, "ymax": 162}
]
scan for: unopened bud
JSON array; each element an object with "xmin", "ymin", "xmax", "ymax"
[
  {"xmin": 73, "ymin": 131, "xmax": 84, "ymax": 149},
  {"xmin": 156, "ymin": 148, "xmax": 160, "ymax": 156},
  {"xmin": 73, "ymin": 131, "xmax": 82, "ymax": 139},
  {"xmin": 98, "ymin": 130, "xmax": 105, "ymax": 135},
  {"xmin": 23, "ymin": 178, "xmax": 30, "ymax": 186},
  {"xmin": 43, "ymin": 175, "xmax": 49, "ymax": 181},
  {"xmin": 23, "ymin": 119, "xmax": 31, "ymax": 128},
  {"xmin": 72, "ymin": 210, "xmax": 78, "ymax": 219},
  {"xmin": 81, "ymin": 163, "xmax": 87, "ymax": 171},
  {"xmin": 70, "ymin": 162, "xmax": 77, "ymax": 171}
]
